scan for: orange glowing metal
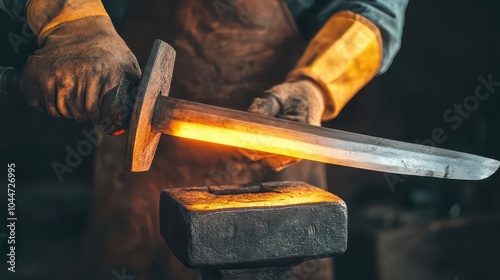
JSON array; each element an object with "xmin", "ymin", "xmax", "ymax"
[{"xmin": 168, "ymin": 121, "xmax": 316, "ymax": 162}]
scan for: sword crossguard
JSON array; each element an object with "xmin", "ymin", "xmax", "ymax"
[{"xmin": 124, "ymin": 40, "xmax": 176, "ymax": 172}]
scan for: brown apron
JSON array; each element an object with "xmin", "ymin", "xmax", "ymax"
[{"xmin": 90, "ymin": 0, "xmax": 328, "ymax": 279}]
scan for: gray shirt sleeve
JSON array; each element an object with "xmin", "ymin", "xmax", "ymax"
[
  {"xmin": 285, "ymin": 0, "xmax": 409, "ymax": 74},
  {"xmin": 0, "ymin": 0, "xmax": 29, "ymax": 21}
]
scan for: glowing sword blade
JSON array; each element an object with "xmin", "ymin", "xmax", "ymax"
[{"xmin": 150, "ymin": 97, "xmax": 499, "ymax": 180}]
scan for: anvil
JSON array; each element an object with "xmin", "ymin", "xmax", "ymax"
[{"xmin": 160, "ymin": 181, "xmax": 347, "ymax": 280}]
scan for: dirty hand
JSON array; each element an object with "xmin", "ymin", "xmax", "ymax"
[
  {"xmin": 241, "ymin": 79, "xmax": 325, "ymax": 171},
  {"xmin": 21, "ymin": 0, "xmax": 141, "ymax": 135}
]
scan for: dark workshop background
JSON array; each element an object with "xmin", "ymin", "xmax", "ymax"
[{"xmin": 1, "ymin": 0, "xmax": 499, "ymax": 279}]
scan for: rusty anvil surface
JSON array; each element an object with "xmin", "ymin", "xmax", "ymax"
[{"xmin": 160, "ymin": 181, "xmax": 347, "ymax": 280}]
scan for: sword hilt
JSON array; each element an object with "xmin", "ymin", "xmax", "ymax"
[
  {"xmin": 0, "ymin": 66, "xmax": 21, "ymax": 96},
  {"xmin": 0, "ymin": 64, "xmax": 130, "ymax": 136}
]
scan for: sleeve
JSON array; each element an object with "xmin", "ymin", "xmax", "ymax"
[
  {"xmin": 0, "ymin": 0, "xmax": 29, "ymax": 21},
  {"xmin": 286, "ymin": 0, "xmax": 409, "ymax": 74}
]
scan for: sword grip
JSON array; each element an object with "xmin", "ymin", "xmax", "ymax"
[
  {"xmin": 101, "ymin": 76, "xmax": 134, "ymax": 136},
  {"xmin": 0, "ymin": 66, "xmax": 21, "ymax": 96},
  {"xmin": 1, "ymin": 65, "xmax": 131, "ymax": 136}
]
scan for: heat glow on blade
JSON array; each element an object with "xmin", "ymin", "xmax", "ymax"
[
  {"xmin": 164, "ymin": 117, "xmax": 500, "ymax": 181},
  {"xmin": 168, "ymin": 121, "xmax": 337, "ymax": 164}
]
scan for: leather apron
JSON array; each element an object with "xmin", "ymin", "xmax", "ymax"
[{"xmin": 90, "ymin": 0, "xmax": 328, "ymax": 279}]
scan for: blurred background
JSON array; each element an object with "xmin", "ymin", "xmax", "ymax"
[{"xmin": 1, "ymin": 0, "xmax": 499, "ymax": 279}]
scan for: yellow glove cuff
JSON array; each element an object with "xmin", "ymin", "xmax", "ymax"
[
  {"xmin": 27, "ymin": 0, "xmax": 109, "ymax": 39},
  {"xmin": 287, "ymin": 11, "xmax": 383, "ymax": 120}
]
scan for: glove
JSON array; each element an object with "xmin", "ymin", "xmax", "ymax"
[
  {"xmin": 240, "ymin": 79, "xmax": 325, "ymax": 171},
  {"xmin": 243, "ymin": 11, "xmax": 383, "ymax": 171},
  {"xmin": 20, "ymin": 0, "xmax": 141, "ymax": 135}
]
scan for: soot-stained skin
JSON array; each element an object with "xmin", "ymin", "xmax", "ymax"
[{"xmin": 21, "ymin": 16, "xmax": 141, "ymax": 125}]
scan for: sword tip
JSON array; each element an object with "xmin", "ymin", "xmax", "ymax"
[{"xmin": 475, "ymin": 158, "xmax": 500, "ymax": 180}]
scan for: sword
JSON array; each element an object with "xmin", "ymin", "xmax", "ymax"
[
  {"xmin": 124, "ymin": 40, "xmax": 499, "ymax": 179},
  {"xmin": 3, "ymin": 40, "xmax": 499, "ymax": 179}
]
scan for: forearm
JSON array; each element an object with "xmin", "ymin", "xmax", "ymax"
[
  {"xmin": 289, "ymin": 0, "xmax": 409, "ymax": 74},
  {"xmin": 330, "ymin": 0, "xmax": 408, "ymax": 73},
  {"xmin": 25, "ymin": 0, "xmax": 109, "ymax": 43},
  {"xmin": 286, "ymin": 0, "xmax": 409, "ymax": 119}
]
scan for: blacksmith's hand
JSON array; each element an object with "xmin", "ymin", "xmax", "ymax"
[
  {"xmin": 241, "ymin": 10, "xmax": 385, "ymax": 171},
  {"xmin": 241, "ymin": 79, "xmax": 325, "ymax": 171},
  {"xmin": 20, "ymin": 0, "xmax": 141, "ymax": 135}
]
